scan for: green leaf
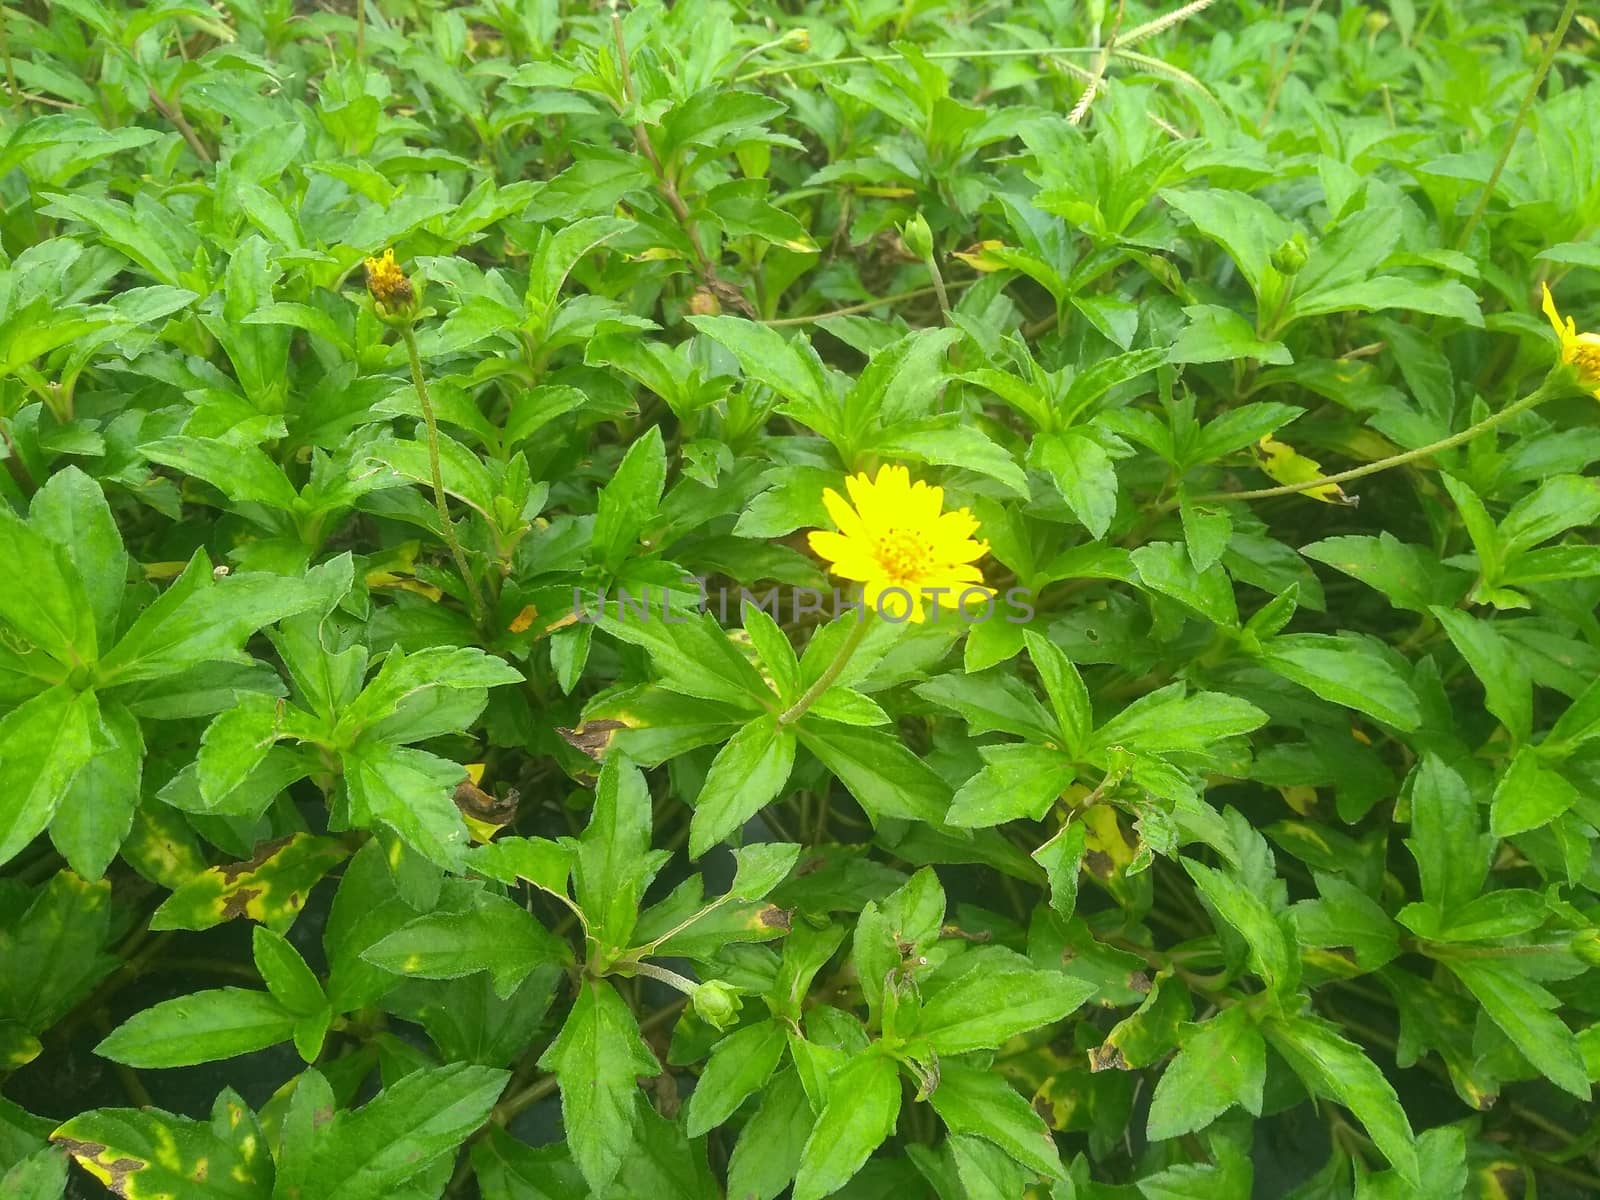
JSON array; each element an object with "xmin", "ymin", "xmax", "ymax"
[
  {"xmin": 537, "ymin": 979, "xmax": 660, "ymax": 1193},
  {"xmin": 336, "ymin": 644, "xmax": 522, "ymax": 743},
  {"xmin": 1404, "ymin": 755, "xmax": 1491, "ymax": 914},
  {"xmin": 361, "ymin": 890, "xmax": 569, "ymax": 997},
  {"xmin": 688, "ymin": 315, "xmax": 831, "ymax": 412},
  {"xmin": 275, "ymin": 1063, "xmax": 509, "ymax": 1200},
  {"xmin": 729, "ymin": 842, "xmax": 803, "ymax": 900},
  {"xmin": 343, "ymin": 744, "xmax": 471, "ymax": 870},
  {"xmin": 916, "ymin": 948, "xmax": 1095, "ymax": 1054},
  {"xmin": 0, "ymin": 869, "xmax": 116, "ymax": 1032},
  {"xmin": 1023, "ymin": 629, "xmax": 1092, "ymax": 752},
  {"xmin": 913, "ymin": 669, "xmax": 1057, "ymax": 742},
  {"xmin": 49, "ymin": 698, "xmax": 141, "ymax": 880},
  {"xmin": 1431, "ymin": 608, "xmax": 1532, "ymax": 743},
  {"xmin": 95, "ymin": 987, "xmax": 296, "ymax": 1067},
  {"xmin": 727, "ymin": 1068, "xmax": 811, "ymax": 1200},
  {"xmin": 1131, "ymin": 541, "xmax": 1238, "ymax": 626},
  {"xmin": 1146, "ymin": 1006, "xmax": 1265, "ymax": 1140},
  {"xmin": 689, "ymin": 716, "xmax": 797, "ymax": 858},
  {"xmin": 0, "ymin": 685, "xmax": 99, "ymax": 869},
  {"xmin": 792, "ymin": 1049, "xmax": 902, "ymax": 1200},
  {"xmin": 1091, "ymin": 684, "xmax": 1267, "ymax": 757},
  {"xmin": 1168, "ymin": 304, "xmax": 1290, "ymax": 365},
  {"xmin": 1256, "ymin": 634, "xmax": 1421, "ymax": 730},
  {"xmin": 597, "ymin": 609, "xmax": 774, "ymax": 710},
  {"xmin": 1032, "ymin": 429, "xmax": 1117, "ymax": 539},
  {"xmin": 874, "ymin": 424, "xmax": 1029, "ymax": 497},
  {"xmin": 1265, "ymin": 1012, "xmax": 1418, "ymax": 1185},
  {"xmin": 928, "ymin": 1061, "xmax": 1064, "ymax": 1180},
  {"xmin": 28, "ymin": 466, "xmax": 126, "ymax": 649},
  {"xmin": 1182, "ymin": 859, "xmax": 1299, "ymax": 999},
  {"xmin": 197, "ymin": 693, "xmax": 283, "ymax": 807},
  {"xmin": 0, "ymin": 1145, "xmax": 66, "ymax": 1199},
  {"xmin": 1033, "ymin": 821, "xmax": 1087, "ymax": 918},
  {"xmin": 1446, "ymin": 959, "xmax": 1590, "ymax": 1099},
  {"xmin": 141, "ymin": 436, "xmax": 299, "ymax": 511},
  {"xmin": 592, "ymin": 426, "xmax": 668, "ymax": 571},
  {"xmin": 251, "ymin": 926, "xmax": 326, "ymax": 1018},
  {"xmin": 97, "ymin": 555, "xmax": 318, "ymax": 686},
  {"xmin": 795, "ymin": 721, "xmax": 952, "ymax": 825},
  {"xmin": 684, "ymin": 1018, "xmax": 788, "ymax": 1137},
  {"xmin": 1161, "ymin": 188, "xmax": 1291, "ymax": 297},
  {"xmin": 0, "ymin": 509, "xmax": 96, "ymax": 668},
  {"xmin": 1490, "ymin": 748, "xmax": 1577, "ymax": 838},
  {"xmin": 1300, "ymin": 533, "xmax": 1465, "ymax": 614},
  {"xmin": 948, "ymin": 744, "xmax": 1078, "ymax": 827},
  {"xmin": 573, "ymin": 755, "xmax": 664, "ymax": 951}
]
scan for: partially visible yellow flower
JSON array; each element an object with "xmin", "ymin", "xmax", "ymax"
[
  {"xmin": 807, "ymin": 464, "xmax": 991, "ymax": 622},
  {"xmin": 1541, "ymin": 283, "xmax": 1600, "ymax": 399},
  {"xmin": 363, "ymin": 248, "xmax": 414, "ymax": 318}
]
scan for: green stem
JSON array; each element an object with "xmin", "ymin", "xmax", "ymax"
[
  {"xmin": 624, "ymin": 959, "xmax": 701, "ymax": 995},
  {"xmin": 400, "ymin": 325, "xmax": 485, "ymax": 622},
  {"xmin": 922, "ymin": 251, "xmax": 952, "ymax": 322},
  {"xmin": 1259, "ymin": 0, "xmax": 1323, "ymax": 130},
  {"xmin": 1178, "ymin": 377, "xmax": 1562, "ymax": 509},
  {"xmin": 778, "ymin": 614, "xmax": 873, "ymax": 725},
  {"xmin": 1455, "ymin": 0, "xmax": 1578, "ymax": 251}
]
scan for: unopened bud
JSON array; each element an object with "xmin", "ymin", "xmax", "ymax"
[
  {"xmin": 900, "ymin": 212, "xmax": 934, "ymax": 261},
  {"xmin": 1270, "ymin": 234, "xmax": 1309, "ymax": 276},
  {"xmin": 785, "ymin": 28, "xmax": 810, "ymax": 51},
  {"xmin": 691, "ymin": 980, "xmax": 742, "ymax": 1030},
  {"xmin": 689, "ymin": 287, "xmax": 721, "ymax": 316}
]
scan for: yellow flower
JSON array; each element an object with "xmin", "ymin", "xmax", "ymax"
[
  {"xmin": 363, "ymin": 248, "xmax": 414, "ymax": 316},
  {"xmin": 807, "ymin": 464, "xmax": 991, "ymax": 622},
  {"xmin": 1541, "ymin": 283, "xmax": 1600, "ymax": 398}
]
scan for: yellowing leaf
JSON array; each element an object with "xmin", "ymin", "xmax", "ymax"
[
  {"xmin": 149, "ymin": 833, "xmax": 349, "ymax": 934},
  {"xmin": 952, "ymin": 240, "xmax": 1009, "ymax": 272},
  {"xmin": 1256, "ymin": 435, "xmax": 1354, "ymax": 505}
]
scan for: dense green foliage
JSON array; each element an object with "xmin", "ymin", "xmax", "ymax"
[{"xmin": 1, "ymin": 0, "xmax": 1599, "ymax": 1196}]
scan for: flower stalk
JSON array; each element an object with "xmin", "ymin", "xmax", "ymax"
[
  {"xmin": 778, "ymin": 614, "xmax": 873, "ymax": 726},
  {"xmin": 399, "ymin": 325, "xmax": 486, "ymax": 624}
]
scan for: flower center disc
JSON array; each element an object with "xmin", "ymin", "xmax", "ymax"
[{"xmin": 875, "ymin": 528, "xmax": 934, "ymax": 582}]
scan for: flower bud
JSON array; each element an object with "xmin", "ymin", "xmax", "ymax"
[
  {"xmin": 1571, "ymin": 929, "xmax": 1600, "ymax": 967},
  {"xmin": 899, "ymin": 212, "xmax": 934, "ymax": 262},
  {"xmin": 1270, "ymin": 234, "xmax": 1309, "ymax": 276},
  {"xmin": 785, "ymin": 28, "xmax": 811, "ymax": 51},
  {"xmin": 691, "ymin": 980, "xmax": 742, "ymax": 1030},
  {"xmin": 363, "ymin": 248, "xmax": 419, "ymax": 325},
  {"xmin": 689, "ymin": 286, "xmax": 721, "ymax": 316}
]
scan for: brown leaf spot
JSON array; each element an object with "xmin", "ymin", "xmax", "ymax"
[
  {"xmin": 1088, "ymin": 1043, "xmax": 1128, "ymax": 1072},
  {"xmin": 557, "ymin": 720, "xmax": 626, "ymax": 761},
  {"xmin": 217, "ymin": 835, "xmax": 294, "ymax": 883},
  {"xmin": 52, "ymin": 1139, "xmax": 142, "ymax": 1198},
  {"xmin": 220, "ymin": 887, "xmax": 263, "ymax": 920},
  {"xmin": 759, "ymin": 906, "xmax": 793, "ymax": 931},
  {"xmin": 1127, "ymin": 971, "xmax": 1152, "ymax": 994}
]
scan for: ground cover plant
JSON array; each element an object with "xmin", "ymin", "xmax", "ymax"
[{"xmin": 1, "ymin": 0, "xmax": 1599, "ymax": 1196}]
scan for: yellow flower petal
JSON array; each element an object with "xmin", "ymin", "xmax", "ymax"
[{"xmin": 805, "ymin": 463, "xmax": 992, "ymax": 619}]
